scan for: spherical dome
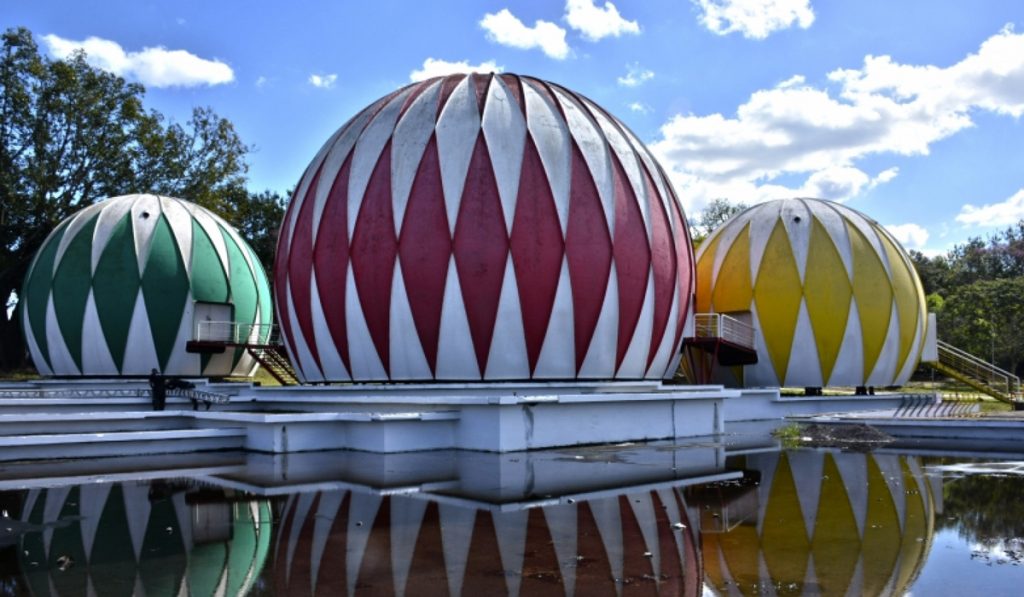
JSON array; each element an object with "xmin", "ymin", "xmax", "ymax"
[
  {"xmin": 275, "ymin": 73, "xmax": 694, "ymax": 382},
  {"xmin": 701, "ymin": 452, "xmax": 935, "ymax": 595},
  {"xmin": 696, "ymin": 198, "xmax": 927, "ymax": 388},
  {"xmin": 17, "ymin": 484, "xmax": 272, "ymax": 596},
  {"xmin": 21, "ymin": 194, "xmax": 273, "ymax": 377},
  {"xmin": 275, "ymin": 487, "xmax": 701, "ymax": 594}
]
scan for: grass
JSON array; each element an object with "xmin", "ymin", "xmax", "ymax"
[
  {"xmin": 225, "ymin": 367, "xmax": 281, "ymax": 387},
  {"xmin": 771, "ymin": 423, "xmax": 804, "ymax": 449},
  {"xmin": 0, "ymin": 369, "xmax": 41, "ymax": 381}
]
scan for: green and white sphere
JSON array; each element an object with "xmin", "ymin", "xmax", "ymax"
[{"xmin": 20, "ymin": 194, "xmax": 273, "ymax": 377}]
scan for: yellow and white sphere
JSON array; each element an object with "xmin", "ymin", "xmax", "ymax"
[{"xmin": 696, "ymin": 198, "xmax": 927, "ymax": 388}]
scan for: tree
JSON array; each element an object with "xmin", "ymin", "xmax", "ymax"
[
  {"xmin": 0, "ymin": 27, "xmax": 277, "ymax": 370},
  {"xmin": 691, "ymin": 198, "xmax": 748, "ymax": 245},
  {"xmin": 937, "ymin": 277, "xmax": 1024, "ymax": 375}
]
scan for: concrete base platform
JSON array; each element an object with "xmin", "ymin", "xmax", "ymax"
[
  {"xmin": 794, "ymin": 411, "xmax": 1024, "ymax": 445},
  {"xmin": 0, "ymin": 380, "xmax": 736, "ymax": 458},
  {"xmin": 722, "ymin": 388, "xmax": 926, "ymax": 422},
  {"xmin": 0, "ymin": 379, "xmax": 937, "ymax": 459}
]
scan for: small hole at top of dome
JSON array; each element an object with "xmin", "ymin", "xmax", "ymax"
[
  {"xmin": 793, "ymin": 216, "xmax": 802, "ymax": 223},
  {"xmin": 141, "ymin": 211, "xmax": 151, "ymax": 219}
]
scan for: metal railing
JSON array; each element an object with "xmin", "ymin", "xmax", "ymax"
[
  {"xmin": 194, "ymin": 321, "xmax": 277, "ymax": 345},
  {"xmin": 693, "ymin": 313, "xmax": 756, "ymax": 349},
  {"xmin": 937, "ymin": 340, "xmax": 1021, "ymax": 399}
]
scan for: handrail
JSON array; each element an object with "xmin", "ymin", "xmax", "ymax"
[
  {"xmin": 936, "ymin": 340, "xmax": 1020, "ymax": 398},
  {"xmin": 693, "ymin": 313, "xmax": 755, "ymax": 349},
  {"xmin": 194, "ymin": 321, "xmax": 278, "ymax": 345}
]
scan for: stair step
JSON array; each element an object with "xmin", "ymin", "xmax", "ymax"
[
  {"xmin": 0, "ymin": 427, "xmax": 244, "ymax": 447},
  {"xmin": 0, "ymin": 427, "xmax": 246, "ymax": 462}
]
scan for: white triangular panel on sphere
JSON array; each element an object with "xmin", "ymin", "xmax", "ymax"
[
  {"xmin": 616, "ymin": 269, "xmax": 655, "ymax": 379},
  {"xmin": 347, "ymin": 87, "xmax": 414, "ymax": 239},
  {"xmin": 484, "ymin": 254, "xmax": 530, "ymax": 379},
  {"xmin": 579, "ymin": 262, "xmax": 619, "ymax": 379},
  {"xmin": 534, "ymin": 258, "xmax": 576, "ymax": 378},
  {"xmin": 80, "ymin": 290, "xmax": 118, "ymax": 374},
  {"xmin": 481, "ymin": 76, "xmax": 527, "ymax": 237},
  {"xmin": 435, "ymin": 77, "xmax": 482, "ymax": 238},
  {"xmin": 522, "ymin": 80, "xmax": 572, "ymax": 236},
  {"xmin": 436, "ymin": 256, "xmax": 481, "ymax": 379},
  {"xmin": 391, "ymin": 80, "xmax": 443, "ymax": 236}
]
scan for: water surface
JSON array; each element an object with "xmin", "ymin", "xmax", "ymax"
[{"xmin": 1, "ymin": 434, "xmax": 1022, "ymax": 595}]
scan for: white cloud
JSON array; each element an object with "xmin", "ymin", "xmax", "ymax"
[
  {"xmin": 255, "ymin": 75, "xmax": 267, "ymax": 87},
  {"xmin": 694, "ymin": 0, "xmax": 815, "ymax": 40},
  {"xmin": 410, "ymin": 58, "xmax": 504, "ymax": 82},
  {"xmin": 650, "ymin": 26, "xmax": 1024, "ymax": 212},
  {"xmin": 956, "ymin": 189, "xmax": 1024, "ymax": 227},
  {"xmin": 564, "ymin": 0, "xmax": 640, "ymax": 41},
  {"xmin": 629, "ymin": 102, "xmax": 651, "ymax": 114},
  {"xmin": 42, "ymin": 34, "xmax": 233, "ymax": 87},
  {"xmin": 480, "ymin": 8, "xmax": 570, "ymax": 59},
  {"xmin": 618, "ymin": 63, "xmax": 654, "ymax": 87},
  {"xmin": 885, "ymin": 223, "xmax": 930, "ymax": 249},
  {"xmin": 308, "ymin": 73, "xmax": 337, "ymax": 89}
]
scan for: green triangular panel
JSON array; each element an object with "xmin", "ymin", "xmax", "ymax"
[
  {"xmin": 142, "ymin": 214, "xmax": 191, "ymax": 371},
  {"xmin": 52, "ymin": 215, "xmax": 99, "ymax": 372},
  {"xmin": 48, "ymin": 487, "xmax": 89, "ymax": 597},
  {"xmin": 90, "ymin": 484, "xmax": 138, "ymax": 597},
  {"xmin": 201, "ymin": 351, "xmax": 213, "ymax": 374},
  {"xmin": 222, "ymin": 225, "xmax": 257, "ymax": 370},
  {"xmin": 92, "ymin": 213, "xmax": 141, "ymax": 372},
  {"xmin": 190, "ymin": 219, "xmax": 229, "ymax": 303},
  {"xmin": 139, "ymin": 497, "xmax": 187, "ymax": 597},
  {"xmin": 225, "ymin": 503, "xmax": 263, "ymax": 596},
  {"xmin": 190, "ymin": 540, "xmax": 228, "ymax": 597},
  {"xmin": 22, "ymin": 221, "xmax": 69, "ymax": 371}
]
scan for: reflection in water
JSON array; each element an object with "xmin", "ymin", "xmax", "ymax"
[
  {"xmin": 3, "ymin": 446, "xmax": 1024, "ymax": 596},
  {"xmin": 939, "ymin": 466, "xmax": 1024, "ymax": 565},
  {"xmin": 695, "ymin": 452, "xmax": 937, "ymax": 596},
  {"xmin": 11, "ymin": 484, "xmax": 271, "ymax": 597},
  {"xmin": 273, "ymin": 487, "xmax": 702, "ymax": 596}
]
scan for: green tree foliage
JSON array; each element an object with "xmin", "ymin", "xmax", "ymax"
[
  {"xmin": 912, "ymin": 222, "xmax": 1024, "ymax": 375},
  {"xmin": 692, "ymin": 198, "xmax": 748, "ymax": 245},
  {"xmin": 0, "ymin": 27, "xmax": 283, "ymax": 370},
  {"xmin": 940, "ymin": 473, "xmax": 1024, "ymax": 548}
]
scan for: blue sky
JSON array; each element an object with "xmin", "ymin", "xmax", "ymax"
[{"xmin": 4, "ymin": 0, "xmax": 1024, "ymax": 255}]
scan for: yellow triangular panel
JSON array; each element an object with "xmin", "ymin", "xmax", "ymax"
[
  {"xmin": 702, "ymin": 533, "xmax": 727, "ymax": 592},
  {"xmin": 804, "ymin": 218, "xmax": 853, "ymax": 384},
  {"xmin": 761, "ymin": 454, "xmax": 810, "ymax": 592},
  {"xmin": 711, "ymin": 222, "xmax": 753, "ymax": 314},
  {"xmin": 695, "ymin": 231, "xmax": 723, "ymax": 313},
  {"xmin": 847, "ymin": 221, "xmax": 892, "ymax": 381},
  {"xmin": 753, "ymin": 220, "xmax": 803, "ymax": 384},
  {"xmin": 895, "ymin": 459, "xmax": 930, "ymax": 593},
  {"xmin": 861, "ymin": 456, "xmax": 902, "ymax": 595},
  {"xmin": 879, "ymin": 233, "xmax": 921, "ymax": 373},
  {"xmin": 716, "ymin": 524, "xmax": 762, "ymax": 593},
  {"xmin": 810, "ymin": 454, "xmax": 861, "ymax": 596}
]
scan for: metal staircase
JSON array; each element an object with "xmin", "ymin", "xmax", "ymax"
[
  {"xmin": 187, "ymin": 322, "xmax": 300, "ymax": 386},
  {"xmin": 928, "ymin": 340, "xmax": 1022, "ymax": 404},
  {"xmin": 246, "ymin": 345, "xmax": 300, "ymax": 386}
]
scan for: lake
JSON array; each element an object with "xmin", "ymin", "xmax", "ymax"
[{"xmin": 1, "ymin": 428, "xmax": 1022, "ymax": 596}]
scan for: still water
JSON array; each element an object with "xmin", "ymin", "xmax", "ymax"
[{"xmin": 1, "ymin": 431, "xmax": 1022, "ymax": 596}]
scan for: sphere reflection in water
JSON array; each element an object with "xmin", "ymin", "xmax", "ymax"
[
  {"xmin": 275, "ymin": 487, "xmax": 701, "ymax": 595},
  {"xmin": 695, "ymin": 452, "xmax": 936, "ymax": 596},
  {"xmin": 16, "ymin": 483, "xmax": 272, "ymax": 597}
]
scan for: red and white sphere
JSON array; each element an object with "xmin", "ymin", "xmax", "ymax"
[{"xmin": 275, "ymin": 73, "xmax": 694, "ymax": 382}]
